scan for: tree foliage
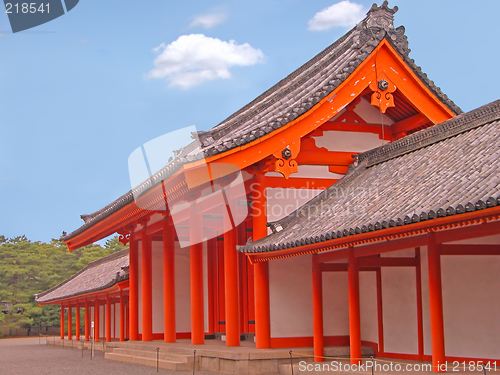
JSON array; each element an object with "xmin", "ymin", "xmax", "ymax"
[{"xmin": 0, "ymin": 235, "xmax": 125, "ymax": 336}]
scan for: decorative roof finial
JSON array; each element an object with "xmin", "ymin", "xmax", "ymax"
[{"xmin": 365, "ymin": 1, "xmax": 398, "ymax": 30}]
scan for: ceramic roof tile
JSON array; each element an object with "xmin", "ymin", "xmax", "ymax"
[
  {"xmin": 35, "ymin": 249, "xmax": 129, "ymax": 303},
  {"xmin": 239, "ymin": 100, "xmax": 500, "ymax": 253},
  {"xmin": 62, "ymin": 2, "xmax": 461, "ymax": 242}
]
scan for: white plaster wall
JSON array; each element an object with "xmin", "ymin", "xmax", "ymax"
[
  {"xmin": 175, "ymin": 241, "xmax": 191, "ymax": 332},
  {"xmin": 323, "ymin": 272, "xmax": 349, "ymax": 336},
  {"xmin": 382, "ymin": 267, "xmax": 418, "ymax": 354},
  {"xmin": 421, "ymin": 245, "xmax": 500, "ymax": 359},
  {"xmin": 313, "ymin": 131, "xmax": 389, "ymax": 153},
  {"xmin": 266, "ymin": 188, "xmax": 322, "ymax": 223},
  {"xmin": 114, "ymin": 302, "xmax": 120, "ymax": 339},
  {"xmin": 360, "ymin": 272, "xmax": 378, "ymax": 344},
  {"xmin": 441, "ymin": 255, "xmax": 500, "ymax": 359},
  {"xmin": 352, "ymin": 96, "xmax": 394, "ymax": 124},
  {"xmin": 269, "ymin": 254, "xmax": 313, "ymax": 338},
  {"xmin": 99, "ymin": 305, "xmax": 104, "ymax": 338},
  {"xmin": 152, "ymin": 241, "xmax": 164, "ymax": 334}
]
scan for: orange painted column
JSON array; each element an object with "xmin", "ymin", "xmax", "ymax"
[
  {"xmin": 129, "ymin": 238, "xmax": 139, "ymax": 341},
  {"xmin": 106, "ymin": 295, "xmax": 112, "ymax": 342},
  {"xmin": 190, "ymin": 202, "xmax": 205, "ymax": 345},
  {"xmin": 163, "ymin": 216, "xmax": 176, "ymax": 343},
  {"xmin": 67, "ymin": 306, "xmax": 72, "ymax": 341},
  {"xmin": 75, "ymin": 301, "xmax": 80, "ymax": 340},
  {"xmin": 312, "ymin": 255, "xmax": 324, "ymax": 362},
  {"xmin": 119, "ymin": 292, "xmax": 125, "ymax": 342},
  {"xmin": 60, "ymin": 304, "xmax": 64, "ymax": 340},
  {"xmin": 252, "ymin": 173, "xmax": 271, "ymax": 349},
  {"xmin": 427, "ymin": 234, "xmax": 446, "ymax": 372},
  {"xmin": 94, "ymin": 299, "xmax": 100, "ymax": 342},
  {"xmin": 141, "ymin": 230, "xmax": 153, "ymax": 342},
  {"xmin": 348, "ymin": 249, "xmax": 361, "ymax": 365},
  {"xmin": 224, "ymin": 225, "xmax": 240, "ymax": 346},
  {"xmin": 84, "ymin": 299, "xmax": 90, "ymax": 341}
]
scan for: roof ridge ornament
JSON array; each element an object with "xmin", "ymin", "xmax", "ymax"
[{"xmin": 364, "ymin": 1, "xmax": 398, "ymax": 31}]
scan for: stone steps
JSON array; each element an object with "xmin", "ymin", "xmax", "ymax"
[{"xmin": 105, "ymin": 352, "xmax": 192, "ymax": 371}]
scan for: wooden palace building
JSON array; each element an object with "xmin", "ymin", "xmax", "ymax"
[{"xmin": 36, "ymin": 2, "xmax": 499, "ymax": 371}]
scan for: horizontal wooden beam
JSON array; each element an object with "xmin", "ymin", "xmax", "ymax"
[
  {"xmin": 265, "ymin": 176, "xmax": 337, "ymax": 190},
  {"xmin": 392, "ymin": 113, "xmax": 428, "ymax": 135},
  {"xmin": 295, "ymin": 150, "xmax": 355, "ymax": 166},
  {"xmin": 440, "ymin": 244, "xmax": 500, "ymax": 256},
  {"xmin": 321, "ymin": 256, "xmax": 417, "ymax": 270},
  {"xmin": 354, "ymin": 235, "xmax": 427, "ymax": 258}
]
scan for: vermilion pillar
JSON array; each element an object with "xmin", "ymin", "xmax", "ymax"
[
  {"xmin": 94, "ymin": 299, "xmax": 100, "ymax": 342},
  {"xmin": 224, "ymin": 225, "xmax": 240, "ymax": 346},
  {"xmin": 428, "ymin": 234, "xmax": 446, "ymax": 372},
  {"xmin": 84, "ymin": 299, "xmax": 90, "ymax": 341},
  {"xmin": 312, "ymin": 255, "xmax": 324, "ymax": 362},
  {"xmin": 60, "ymin": 304, "xmax": 64, "ymax": 340},
  {"xmin": 348, "ymin": 250, "xmax": 361, "ymax": 365},
  {"xmin": 163, "ymin": 217, "xmax": 176, "ymax": 343},
  {"xmin": 190, "ymin": 202, "xmax": 204, "ymax": 345},
  {"xmin": 67, "ymin": 305, "xmax": 72, "ymax": 341},
  {"xmin": 252, "ymin": 173, "xmax": 271, "ymax": 349},
  {"xmin": 75, "ymin": 301, "xmax": 80, "ymax": 341},
  {"xmin": 141, "ymin": 230, "xmax": 153, "ymax": 342},
  {"xmin": 129, "ymin": 239, "xmax": 139, "ymax": 341},
  {"xmin": 119, "ymin": 292, "xmax": 125, "ymax": 342},
  {"xmin": 106, "ymin": 295, "xmax": 112, "ymax": 342}
]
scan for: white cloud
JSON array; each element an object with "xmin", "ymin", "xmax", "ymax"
[
  {"xmin": 147, "ymin": 34, "xmax": 264, "ymax": 89},
  {"xmin": 308, "ymin": 1, "xmax": 366, "ymax": 31},
  {"xmin": 189, "ymin": 13, "xmax": 226, "ymax": 29}
]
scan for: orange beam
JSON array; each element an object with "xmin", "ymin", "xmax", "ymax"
[
  {"xmin": 391, "ymin": 113, "xmax": 428, "ymax": 135},
  {"xmin": 252, "ymin": 174, "xmax": 271, "ymax": 349},
  {"xmin": 129, "ymin": 239, "xmax": 139, "ymax": 341},
  {"xmin": 224, "ymin": 225, "xmax": 240, "ymax": 346},
  {"xmin": 415, "ymin": 248, "xmax": 424, "ymax": 361},
  {"xmin": 163, "ymin": 217, "xmax": 176, "ymax": 343},
  {"xmin": 94, "ymin": 299, "xmax": 100, "ymax": 342},
  {"xmin": 190, "ymin": 203, "xmax": 205, "ymax": 345},
  {"xmin": 312, "ymin": 255, "xmax": 324, "ymax": 362},
  {"xmin": 84, "ymin": 299, "xmax": 90, "ymax": 341},
  {"xmin": 67, "ymin": 306, "xmax": 72, "ymax": 340},
  {"xmin": 265, "ymin": 176, "xmax": 337, "ymax": 190},
  {"xmin": 348, "ymin": 249, "xmax": 361, "ymax": 365},
  {"xmin": 75, "ymin": 301, "xmax": 80, "ymax": 341},
  {"xmin": 60, "ymin": 303, "xmax": 64, "ymax": 340},
  {"xmin": 295, "ymin": 150, "xmax": 355, "ymax": 166},
  {"xmin": 427, "ymin": 234, "xmax": 446, "ymax": 372},
  {"xmin": 440, "ymin": 244, "xmax": 500, "ymax": 256},
  {"xmin": 141, "ymin": 231, "xmax": 153, "ymax": 342}
]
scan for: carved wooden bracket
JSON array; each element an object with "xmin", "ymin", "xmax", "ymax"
[
  {"xmin": 272, "ymin": 140, "xmax": 300, "ymax": 179},
  {"xmin": 117, "ymin": 223, "xmax": 136, "ymax": 246},
  {"xmin": 369, "ymin": 74, "xmax": 396, "ymax": 113}
]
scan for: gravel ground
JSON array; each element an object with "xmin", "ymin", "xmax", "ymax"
[{"xmin": 0, "ymin": 337, "xmax": 219, "ymax": 375}]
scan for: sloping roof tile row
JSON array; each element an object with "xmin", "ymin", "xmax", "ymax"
[{"xmin": 239, "ymin": 100, "xmax": 500, "ymax": 253}]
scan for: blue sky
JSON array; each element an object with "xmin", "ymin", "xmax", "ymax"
[{"xmin": 0, "ymin": 0, "xmax": 499, "ymax": 243}]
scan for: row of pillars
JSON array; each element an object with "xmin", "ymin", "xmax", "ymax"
[
  {"xmin": 60, "ymin": 292, "xmax": 127, "ymax": 342},
  {"xmin": 312, "ymin": 233, "xmax": 446, "ymax": 371},
  {"xmin": 126, "ymin": 173, "xmax": 271, "ymax": 348}
]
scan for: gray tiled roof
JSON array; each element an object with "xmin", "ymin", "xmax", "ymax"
[
  {"xmin": 35, "ymin": 249, "xmax": 129, "ymax": 303},
  {"xmin": 61, "ymin": 2, "xmax": 461, "ymax": 243},
  {"xmin": 239, "ymin": 99, "xmax": 500, "ymax": 253}
]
